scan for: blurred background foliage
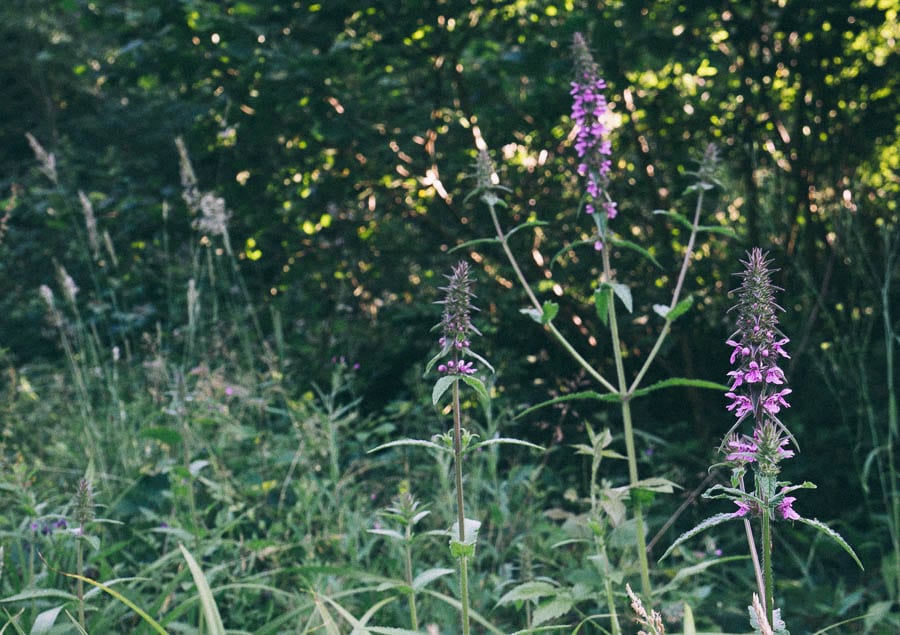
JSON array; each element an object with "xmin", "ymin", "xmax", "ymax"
[{"xmin": 0, "ymin": 0, "xmax": 897, "ymax": 630}]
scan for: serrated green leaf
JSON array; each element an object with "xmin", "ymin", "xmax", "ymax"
[
  {"xmin": 610, "ymin": 282, "xmax": 632, "ymax": 313},
  {"xmin": 460, "ymin": 375, "xmax": 489, "ymax": 405},
  {"xmin": 541, "ymin": 301, "xmax": 559, "ymax": 324},
  {"xmin": 532, "ymin": 596, "xmax": 573, "ymax": 626},
  {"xmin": 432, "ymin": 375, "xmax": 455, "ymax": 406},
  {"xmin": 411, "ymin": 567, "xmax": 454, "ymax": 590},
  {"xmin": 496, "ymin": 580, "xmax": 558, "ymax": 605},
  {"xmin": 797, "ymin": 517, "xmax": 864, "ymax": 570},
  {"xmin": 659, "ymin": 513, "xmax": 737, "ymax": 562},
  {"xmin": 594, "ymin": 287, "xmax": 610, "ymax": 326}
]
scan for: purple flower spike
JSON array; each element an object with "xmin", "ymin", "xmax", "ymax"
[
  {"xmin": 723, "ymin": 248, "xmax": 796, "ymax": 475},
  {"xmin": 571, "ymin": 33, "xmax": 617, "ymax": 235}
]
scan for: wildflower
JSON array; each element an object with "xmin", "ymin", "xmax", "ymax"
[
  {"xmin": 732, "ymin": 500, "xmax": 752, "ymax": 518},
  {"xmin": 777, "ymin": 495, "xmax": 800, "ymax": 521},
  {"xmin": 436, "ymin": 261, "xmax": 480, "ymax": 354},
  {"xmin": 726, "ymin": 437, "xmax": 758, "ymax": 463},
  {"xmin": 725, "ymin": 392, "xmax": 753, "ymax": 419},
  {"xmin": 763, "ymin": 389, "xmax": 792, "ymax": 415},
  {"xmin": 571, "ymin": 33, "xmax": 616, "ymax": 221}
]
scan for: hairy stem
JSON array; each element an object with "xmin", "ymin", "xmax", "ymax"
[{"xmin": 452, "ymin": 378, "xmax": 471, "ymax": 635}]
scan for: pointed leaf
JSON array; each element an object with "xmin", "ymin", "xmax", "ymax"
[
  {"xmin": 683, "ymin": 602, "xmax": 697, "ymax": 635},
  {"xmin": 411, "ymin": 567, "xmax": 454, "ymax": 591},
  {"xmin": 609, "ymin": 237, "xmax": 662, "ymax": 269},
  {"xmin": 29, "ymin": 606, "xmax": 64, "ymax": 634},
  {"xmin": 796, "ymin": 517, "xmax": 864, "ymax": 570},
  {"xmin": 593, "ymin": 287, "xmax": 610, "ymax": 326},
  {"xmin": 540, "ymin": 301, "xmax": 559, "ymax": 324},
  {"xmin": 520, "ymin": 307, "xmax": 543, "ymax": 324},
  {"xmin": 180, "ymin": 543, "xmax": 226, "ymax": 635},
  {"xmin": 630, "ymin": 477, "xmax": 681, "ymax": 494},
  {"xmin": 631, "ymin": 377, "xmax": 729, "ymax": 399},
  {"xmin": 496, "ymin": 581, "xmax": 558, "ymax": 605},
  {"xmin": 654, "ymin": 295, "xmax": 694, "ymax": 322},
  {"xmin": 368, "ymin": 438, "xmax": 449, "ymax": 454},
  {"xmin": 532, "ymin": 596, "xmax": 573, "ymax": 627},
  {"xmin": 460, "ymin": 375, "xmax": 490, "ymax": 405},
  {"xmin": 471, "ymin": 437, "xmax": 544, "ymax": 452},
  {"xmin": 659, "ymin": 513, "xmax": 737, "ymax": 562},
  {"xmin": 610, "ymin": 282, "xmax": 632, "ymax": 313},
  {"xmin": 432, "ymin": 375, "xmax": 456, "ymax": 406},
  {"xmin": 367, "ymin": 529, "xmax": 405, "ymax": 541}
]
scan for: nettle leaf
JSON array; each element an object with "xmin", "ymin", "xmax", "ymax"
[
  {"xmin": 460, "ymin": 375, "xmax": 489, "ymax": 406},
  {"xmin": 593, "ymin": 287, "xmax": 610, "ymax": 325},
  {"xmin": 496, "ymin": 580, "xmax": 558, "ymax": 605},
  {"xmin": 541, "ymin": 301, "xmax": 559, "ymax": 324},
  {"xmin": 659, "ymin": 512, "xmax": 737, "ymax": 562},
  {"xmin": 797, "ymin": 517, "xmax": 864, "ymax": 570},
  {"xmin": 610, "ymin": 281, "xmax": 633, "ymax": 313},
  {"xmin": 432, "ymin": 375, "xmax": 455, "ymax": 406},
  {"xmin": 532, "ymin": 595, "xmax": 573, "ymax": 627},
  {"xmin": 411, "ymin": 567, "xmax": 454, "ymax": 591},
  {"xmin": 655, "ymin": 295, "xmax": 695, "ymax": 321},
  {"xmin": 609, "ymin": 237, "xmax": 662, "ymax": 269}
]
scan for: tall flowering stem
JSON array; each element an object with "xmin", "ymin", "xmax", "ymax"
[
  {"xmin": 434, "ymin": 261, "xmax": 483, "ymax": 635},
  {"xmin": 724, "ymin": 248, "xmax": 796, "ymax": 626},
  {"xmin": 469, "ymin": 35, "xmax": 720, "ymax": 607},
  {"xmin": 663, "ymin": 248, "xmax": 861, "ymax": 632}
]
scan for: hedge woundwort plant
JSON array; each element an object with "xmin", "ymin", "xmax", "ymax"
[
  {"xmin": 662, "ymin": 248, "xmax": 863, "ymax": 632},
  {"xmin": 464, "ymin": 32, "xmax": 724, "ymax": 604}
]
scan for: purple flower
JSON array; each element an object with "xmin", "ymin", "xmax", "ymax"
[
  {"xmin": 571, "ymin": 33, "xmax": 616, "ymax": 224},
  {"xmin": 763, "ymin": 389, "xmax": 792, "ymax": 414},
  {"xmin": 726, "ymin": 438, "xmax": 758, "ymax": 463},
  {"xmin": 745, "ymin": 361, "xmax": 763, "ymax": 383},
  {"xmin": 732, "ymin": 500, "xmax": 752, "ymax": 518},
  {"xmin": 778, "ymin": 495, "xmax": 800, "ymax": 521},
  {"xmin": 725, "ymin": 393, "xmax": 753, "ymax": 419},
  {"xmin": 765, "ymin": 365, "xmax": 785, "ymax": 384}
]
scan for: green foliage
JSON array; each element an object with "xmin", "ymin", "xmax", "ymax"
[{"xmin": 0, "ymin": 0, "xmax": 896, "ymax": 633}]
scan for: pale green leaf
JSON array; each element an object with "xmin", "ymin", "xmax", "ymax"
[
  {"xmin": 179, "ymin": 543, "xmax": 226, "ymax": 635},
  {"xmin": 659, "ymin": 513, "xmax": 737, "ymax": 562},
  {"xmin": 496, "ymin": 581, "xmax": 558, "ymax": 605},
  {"xmin": 411, "ymin": 567, "xmax": 454, "ymax": 590}
]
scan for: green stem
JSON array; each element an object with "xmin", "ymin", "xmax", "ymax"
[
  {"xmin": 404, "ymin": 535, "xmax": 419, "ymax": 631},
  {"xmin": 452, "ymin": 377, "xmax": 471, "ymax": 635},
  {"xmin": 761, "ymin": 503, "xmax": 774, "ymax": 626},
  {"xmin": 486, "ymin": 196, "xmax": 617, "ymax": 394},
  {"xmin": 602, "ymin": 244, "xmax": 653, "ymax": 599},
  {"xmin": 76, "ymin": 532, "xmax": 85, "ymax": 629}
]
